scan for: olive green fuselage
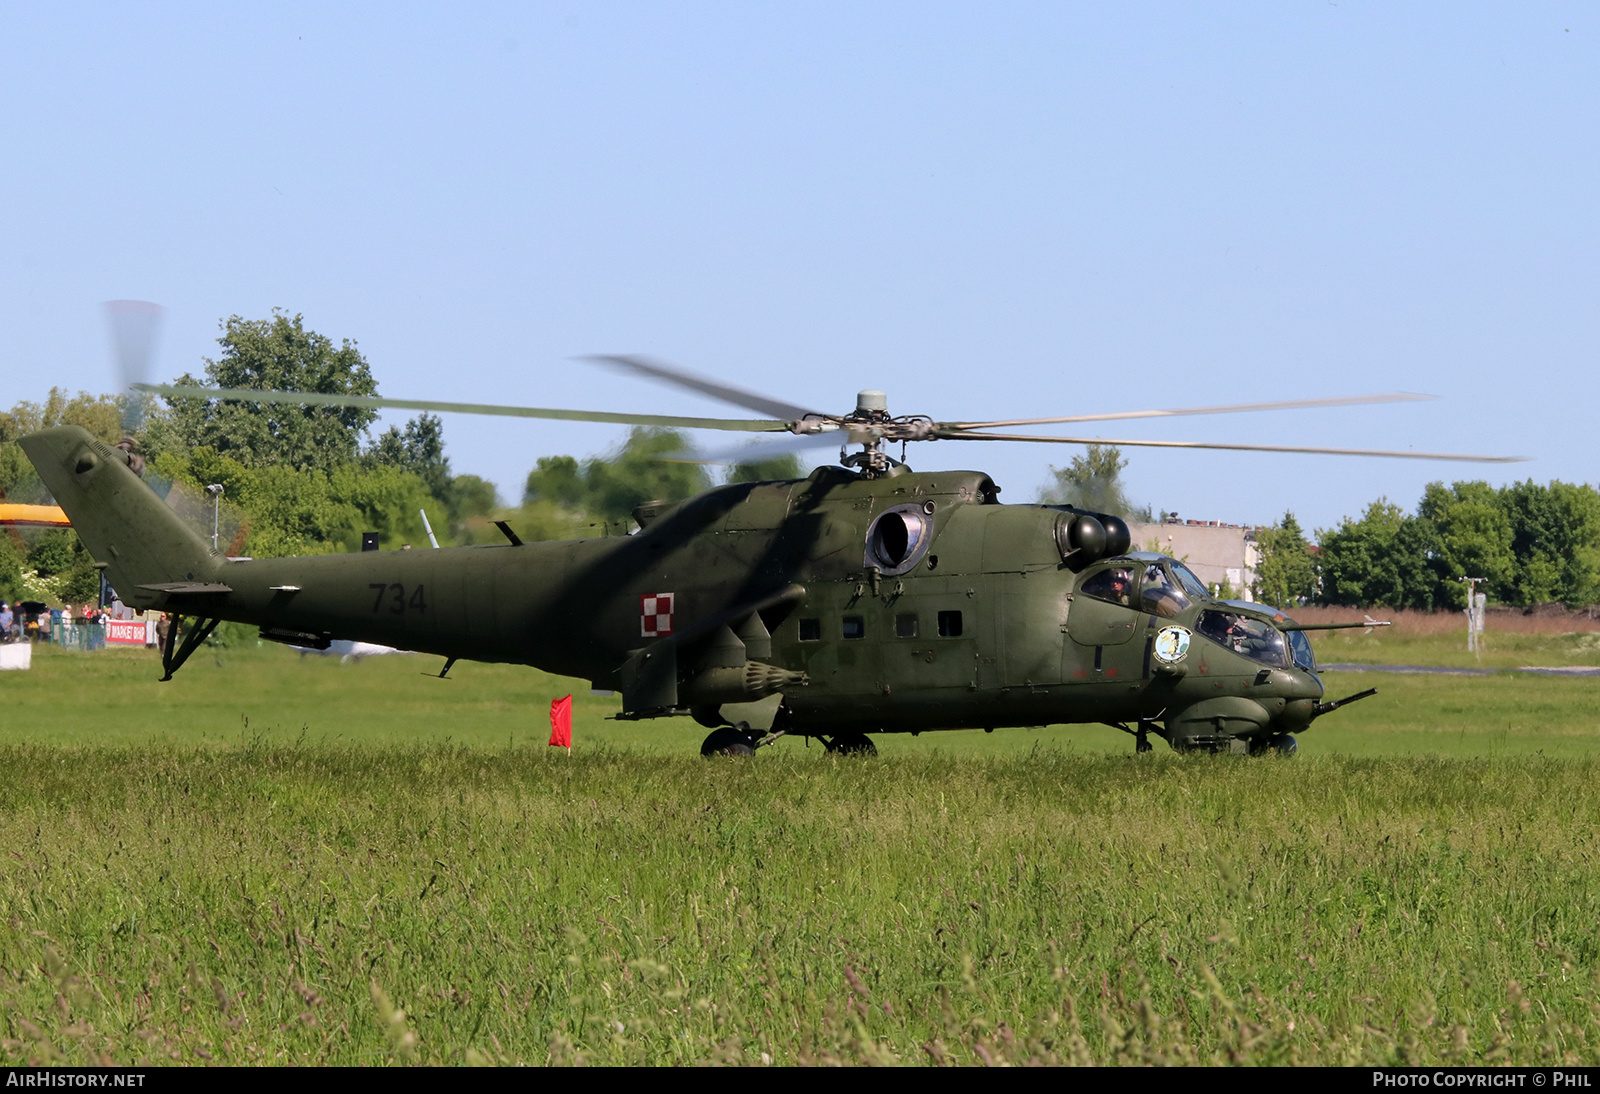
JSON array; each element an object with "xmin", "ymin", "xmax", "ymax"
[
  {"xmin": 19, "ymin": 427, "xmax": 1323, "ymax": 745},
  {"xmin": 191, "ymin": 466, "xmax": 1323, "ymax": 740}
]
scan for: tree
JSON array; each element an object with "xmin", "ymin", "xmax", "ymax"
[
  {"xmin": 0, "ymin": 533, "xmax": 25, "ymax": 602},
  {"xmin": 523, "ymin": 454, "xmax": 586, "ymax": 509},
  {"xmin": 1039, "ymin": 444, "xmax": 1137, "ymax": 516},
  {"xmin": 1417, "ymin": 481, "xmax": 1514, "ymax": 609},
  {"xmin": 728, "ymin": 453, "xmax": 804, "ymax": 484},
  {"xmin": 1316, "ymin": 499, "xmax": 1443, "ymax": 610},
  {"xmin": 523, "ymin": 429, "xmax": 712, "ymax": 523},
  {"xmin": 57, "ymin": 551, "xmax": 103, "ymax": 605},
  {"xmin": 446, "ymin": 475, "xmax": 498, "ymax": 521},
  {"xmin": 3, "ymin": 389, "xmax": 122, "ymax": 444},
  {"xmin": 26, "ymin": 530, "xmax": 75, "ymax": 577},
  {"xmin": 328, "ymin": 463, "xmax": 438, "ymax": 550},
  {"xmin": 161, "ymin": 311, "xmax": 380, "ymax": 472},
  {"xmin": 2, "ymin": 390, "xmax": 124, "ymax": 505},
  {"xmin": 367, "ymin": 412, "xmax": 452, "ymax": 500},
  {"xmin": 146, "ymin": 445, "xmax": 440, "ymax": 558},
  {"xmin": 1253, "ymin": 511, "xmax": 1317, "ymax": 607},
  {"xmin": 1497, "ymin": 480, "xmax": 1600, "ymax": 607},
  {"xmin": 0, "ymin": 442, "xmax": 42, "ymax": 505}
]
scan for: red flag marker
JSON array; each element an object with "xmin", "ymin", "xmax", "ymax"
[{"xmin": 549, "ymin": 694, "xmax": 572, "ymax": 752}]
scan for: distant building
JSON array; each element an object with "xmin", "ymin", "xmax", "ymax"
[{"xmin": 1126, "ymin": 518, "xmax": 1261, "ymax": 598}]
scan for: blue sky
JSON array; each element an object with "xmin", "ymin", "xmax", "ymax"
[{"xmin": 2, "ymin": 3, "xmax": 1594, "ymax": 534}]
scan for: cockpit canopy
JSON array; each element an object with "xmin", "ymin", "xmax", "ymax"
[
  {"xmin": 1077, "ymin": 558, "xmax": 1307, "ymax": 671},
  {"xmin": 1196, "ymin": 609, "xmax": 1287, "ymax": 668},
  {"xmin": 1216, "ymin": 599, "xmax": 1316, "ymax": 671},
  {"xmin": 1078, "ymin": 555, "xmax": 1214, "ymax": 619}
]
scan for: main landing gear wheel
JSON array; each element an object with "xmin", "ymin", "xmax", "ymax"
[
  {"xmin": 824, "ymin": 733, "xmax": 877, "ymax": 757},
  {"xmin": 700, "ymin": 726, "xmax": 759, "ymax": 757}
]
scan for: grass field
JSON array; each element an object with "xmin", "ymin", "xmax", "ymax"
[
  {"xmin": 1, "ymin": 635, "xmax": 1597, "ymax": 1066},
  {"xmin": 1290, "ymin": 605, "xmax": 1600, "ymax": 671}
]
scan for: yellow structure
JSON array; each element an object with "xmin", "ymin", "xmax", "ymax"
[{"xmin": 0, "ymin": 504, "xmax": 70, "ymax": 527}]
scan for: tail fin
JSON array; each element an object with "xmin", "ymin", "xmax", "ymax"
[{"xmin": 18, "ymin": 427, "xmax": 219, "ymax": 607}]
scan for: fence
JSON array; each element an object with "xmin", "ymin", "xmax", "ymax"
[
  {"xmin": 20, "ymin": 619, "xmax": 159, "ymax": 650},
  {"xmin": 49, "ymin": 622, "xmax": 107, "ymax": 651}
]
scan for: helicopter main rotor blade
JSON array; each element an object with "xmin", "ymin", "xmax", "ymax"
[
  {"xmin": 941, "ymin": 431, "xmax": 1526, "ymax": 463},
  {"xmin": 106, "ymin": 300, "xmax": 165, "ymax": 434},
  {"xmin": 670, "ymin": 430, "xmax": 859, "ymax": 465},
  {"xmin": 583, "ymin": 354, "xmax": 821, "ymax": 422},
  {"xmin": 135, "ymin": 384, "xmax": 790, "ymax": 434},
  {"xmin": 948, "ymin": 392, "xmax": 1435, "ymax": 432}
]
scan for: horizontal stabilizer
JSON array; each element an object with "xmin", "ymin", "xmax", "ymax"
[{"xmin": 137, "ymin": 582, "xmax": 233, "ymax": 595}]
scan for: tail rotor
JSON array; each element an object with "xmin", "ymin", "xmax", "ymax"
[{"xmin": 104, "ymin": 299, "xmax": 165, "ymax": 474}]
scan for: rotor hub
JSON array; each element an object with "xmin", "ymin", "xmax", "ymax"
[{"xmin": 855, "ymin": 389, "xmax": 888, "ymax": 418}]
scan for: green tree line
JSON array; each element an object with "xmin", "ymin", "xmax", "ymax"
[
  {"xmin": 0, "ymin": 313, "xmax": 499, "ymax": 602},
  {"xmin": 1, "ymin": 389, "xmax": 125, "ymax": 604},
  {"xmin": 2, "ymin": 311, "xmax": 806, "ymax": 604},
  {"xmin": 521, "ymin": 431, "xmax": 800, "ymax": 524},
  {"xmin": 1032, "ymin": 442, "xmax": 1600, "ymax": 612},
  {"xmin": 1253, "ymin": 480, "xmax": 1600, "ymax": 611}
]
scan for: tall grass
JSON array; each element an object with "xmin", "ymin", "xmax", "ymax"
[
  {"xmin": 1, "ymin": 745, "xmax": 1596, "ymax": 1065},
  {"xmin": 2, "ymin": 625, "xmax": 1596, "ymax": 1065},
  {"xmin": 1286, "ymin": 607, "xmax": 1600, "ymax": 670},
  {"xmin": 1290, "ymin": 605, "xmax": 1600, "ymax": 637}
]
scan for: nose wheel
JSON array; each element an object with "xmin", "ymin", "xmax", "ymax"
[
  {"xmin": 1246, "ymin": 733, "xmax": 1299, "ymax": 756},
  {"xmin": 700, "ymin": 725, "xmax": 760, "ymax": 757},
  {"xmin": 823, "ymin": 732, "xmax": 877, "ymax": 757}
]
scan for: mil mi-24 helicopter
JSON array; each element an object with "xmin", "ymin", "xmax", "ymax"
[{"xmin": 21, "ymin": 334, "xmax": 1523, "ymax": 758}]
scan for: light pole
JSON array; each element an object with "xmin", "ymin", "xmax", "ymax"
[
  {"xmin": 1459, "ymin": 575, "xmax": 1486, "ymax": 653},
  {"xmin": 206, "ymin": 484, "xmax": 224, "ymax": 552}
]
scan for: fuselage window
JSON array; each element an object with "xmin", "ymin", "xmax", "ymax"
[
  {"xmin": 1140, "ymin": 564, "xmax": 1190, "ymax": 619},
  {"xmin": 799, "ymin": 618, "xmax": 822, "ymax": 642},
  {"xmin": 895, "ymin": 613, "xmax": 919, "ymax": 638},
  {"xmin": 842, "ymin": 616, "xmax": 865, "ymax": 640},
  {"xmin": 937, "ymin": 610, "xmax": 963, "ymax": 637},
  {"xmin": 1080, "ymin": 567, "xmax": 1134, "ymax": 608}
]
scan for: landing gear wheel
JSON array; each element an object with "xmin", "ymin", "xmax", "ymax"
[
  {"xmin": 1271, "ymin": 734, "xmax": 1298, "ymax": 756},
  {"xmin": 824, "ymin": 733, "xmax": 877, "ymax": 757},
  {"xmin": 700, "ymin": 726, "xmax": 757, "ymax": 758}
]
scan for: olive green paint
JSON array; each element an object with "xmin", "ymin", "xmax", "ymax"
[{"xmin": 23, "ymin": 425, "xmax": 1326, "ymax": 753}]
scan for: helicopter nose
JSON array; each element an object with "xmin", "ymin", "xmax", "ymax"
[{"xmin": 1269, "ymin": 666, "xmax": 1324, "ymax": 701}]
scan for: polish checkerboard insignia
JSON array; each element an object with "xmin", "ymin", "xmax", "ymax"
[{"xmin": 641, "ymin": 593, "xmax": 675, "ymax": 638}]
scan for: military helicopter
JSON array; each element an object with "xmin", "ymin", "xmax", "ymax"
[{"xmin": 21, "ymin": 339, "xmax": 1523, "ymax": 758}]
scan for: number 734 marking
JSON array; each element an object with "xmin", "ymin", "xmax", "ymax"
[{"xmin": 370, "ymin": 583, "xmax": 426, "ymax": 614}]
